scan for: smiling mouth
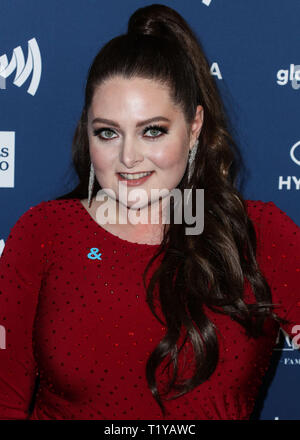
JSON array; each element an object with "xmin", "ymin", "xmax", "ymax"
[{"xmin": 117, "ymin": 171, "xmax": 154, "ymax": 180}]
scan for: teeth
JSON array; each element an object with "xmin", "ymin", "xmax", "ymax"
[{"xmin": 119, "ymin": 172, "xmax": 152, "ymax": 180}]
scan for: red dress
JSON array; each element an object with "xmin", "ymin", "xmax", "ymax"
[{"xmin": 0, "ymin": 198, "xmax": 299, "ymax": 420}]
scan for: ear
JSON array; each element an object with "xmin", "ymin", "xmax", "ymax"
[{"xmin": 189, "ymin": 105, "xmax": 204, "ymax": 151}]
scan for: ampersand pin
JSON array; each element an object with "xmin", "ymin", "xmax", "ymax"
[{"xmin": 87, "ymin": 248, "xmax": 102, "ymax": 260}]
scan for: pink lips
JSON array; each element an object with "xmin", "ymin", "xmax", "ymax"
[{"xmin": 117, "ymin": 171, "xmax": 154, "ymax": 187}]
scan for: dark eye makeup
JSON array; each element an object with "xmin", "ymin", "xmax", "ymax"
[{"xmin": 92, "ymin": 124, "xmax": 169, "ymax": 141}]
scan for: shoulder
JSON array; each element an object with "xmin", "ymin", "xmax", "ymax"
[
  {"xmin": 12, "ymin": 198, "xmax": 80, "ymax": 232},
  {"xmin": 243, "ymin": 199, "xmax": 271, "ymax": 239},
  {"xmin": 244, "ymin": 198, "xmax": 300, "ymax": 259},
  {"xmin": 245, "ymin": 198, "xmax": 299, "ymax": 231},
  {"xmin": 244, "ymin": 199, "xmax": 273, "ymax": 220},
  {"xmin": 42, "ymin": 198, "xmax": 80, "ymax": 211},
  {"xmin": 25, "ymin": 198, "xmax": 80, "ymax": 218}
]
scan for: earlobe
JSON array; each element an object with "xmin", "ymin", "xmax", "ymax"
[
  {"xmin": 196, "ymin": 105, "xmax": 204, "ymax": 133},
  {"xmin": 189, "ymin": 105, "xmax": 204, "ymax": 150}
]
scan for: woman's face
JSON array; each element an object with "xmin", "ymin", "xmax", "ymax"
[{"xmin": 87, "ymin": 75, "xmax": 203, "ymax": 210}]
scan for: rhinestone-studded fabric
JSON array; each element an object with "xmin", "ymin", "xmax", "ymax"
[{"xmin": 0, "ymin": 198, "xmax": 299, "ymax": 420}]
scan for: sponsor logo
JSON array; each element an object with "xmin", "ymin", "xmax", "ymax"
[
  {"xmin": 0, "ymin": 131, "xmax": 15, "ymax": 188},
  {"xmin": 0, "ymin": 239, "xmax": 4, "ymax": 257},
  {"xmin": 276, "ymin": 64, "xmax": 300, "ymax": 90},
  {"xmin": 278, "ymin": 140, "xmax": 300, "ymax": 190},
  {"xmin": 0, "ymin": 37, "xmax": 41, "ymax": 95},
  {"xmin": 290, "ymin": 140, "xmax": 300, "ymax": 166},
  {"xmin": 274, "ymin": 327, "xmax": 300, "ymax": 367},
  {"xmin": 274, "ymin": 327, "xmax": 300, "ymax": 352},
  {"xmin": 210, "ymin": 62, "xmax": 222, "ymax": 80}
]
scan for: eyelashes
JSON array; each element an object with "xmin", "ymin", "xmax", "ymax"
[{"xmin": 92, "ymin": 124, "xmax": 169, "ymax": 141}]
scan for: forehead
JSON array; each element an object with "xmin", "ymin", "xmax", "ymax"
[{"xmin": 89, "ymin": 76, "xmax": 182, "ymax": 118}]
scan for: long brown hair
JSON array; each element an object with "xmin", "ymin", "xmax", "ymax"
[{"xmin": 56, "ymin": 4, "xmax": 289, "ymax": 416}]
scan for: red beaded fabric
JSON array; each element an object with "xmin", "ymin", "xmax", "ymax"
[{"xmin": 0, "ymin": 198, "xmax": 299, "ymax": 420}]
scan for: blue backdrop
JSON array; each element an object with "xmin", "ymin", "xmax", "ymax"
[{"xmin": 0, "ymin": 0, "xmax": 299, "ymax": 420}]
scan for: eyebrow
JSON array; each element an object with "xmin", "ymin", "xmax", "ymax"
[{"xmin": 91, "ymin": 116, "xmax": 171, "ymax": 127}]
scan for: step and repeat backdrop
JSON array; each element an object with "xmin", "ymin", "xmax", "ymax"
[{"xmin": 0, "ymin": 0, "xmax": 299, "ymax": 420}]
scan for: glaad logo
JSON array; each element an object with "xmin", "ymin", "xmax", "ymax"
[
  {"xmin": 0, "ymin": 131, "xmax": 15, "ymax": 188},
  {"xmin": 0, "ymin": 37, "xmax": 41, "ymax": 96},
  {"xmin": 278, "ymin": 141, "xmax": 300, "ymax": 190},
  {"xmin": 202, "ymin": 0, "xmax": 212, "ymax": 6},
  {"xmin": 276, "ymin": 64, "xmax": 300, "ymax": 90}
]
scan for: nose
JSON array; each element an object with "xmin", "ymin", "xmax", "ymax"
[{"xmin": 119, "ymin": 135, "xmax": 144, "ymax": 169}]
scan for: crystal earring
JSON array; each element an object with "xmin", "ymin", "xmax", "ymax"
[
  {"xmin": 88, "ymin": 162, "xmax": 95, "ymax": 208},
  {"xmin": 188, "ymin": 139, "xmax": 199, "ymax": 183}
]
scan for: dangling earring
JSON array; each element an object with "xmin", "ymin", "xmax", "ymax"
[
  {"xmin": 88, "ymin": 162, "xmax": 95, "ymax": 208},
  {"xmin": 188, "ymin": 139, "xmax": 199, "ymax": 183}
]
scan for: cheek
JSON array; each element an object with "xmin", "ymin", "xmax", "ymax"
[
  {"xmin": 89, "ymin": 141, "xmax": 116, "ymax": 171},
  {"xmin": 151, "ymin": 143, "xmax": 187, "ymax": 170}
]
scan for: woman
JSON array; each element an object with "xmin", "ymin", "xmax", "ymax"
[{"xmin": 0, "ymin": 4, "xmax": 299, "ymax": 420}]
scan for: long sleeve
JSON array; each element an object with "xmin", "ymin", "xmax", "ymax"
[
  {"xmin": 259, "ymin": 201, "xmax": 300, "ymax": 344},
  {"xmin": 0, "ymin": 201, "xmax": 49, "ymax": 419}
]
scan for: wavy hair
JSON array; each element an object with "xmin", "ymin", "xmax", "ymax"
[{"xmin": 56, "ymin": 4, "xmax": 289, "ymax": 416}]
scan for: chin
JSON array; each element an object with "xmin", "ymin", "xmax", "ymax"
[{"xmin": 120, "ymin": 200, "xmax": 150, "ymax": 210}]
